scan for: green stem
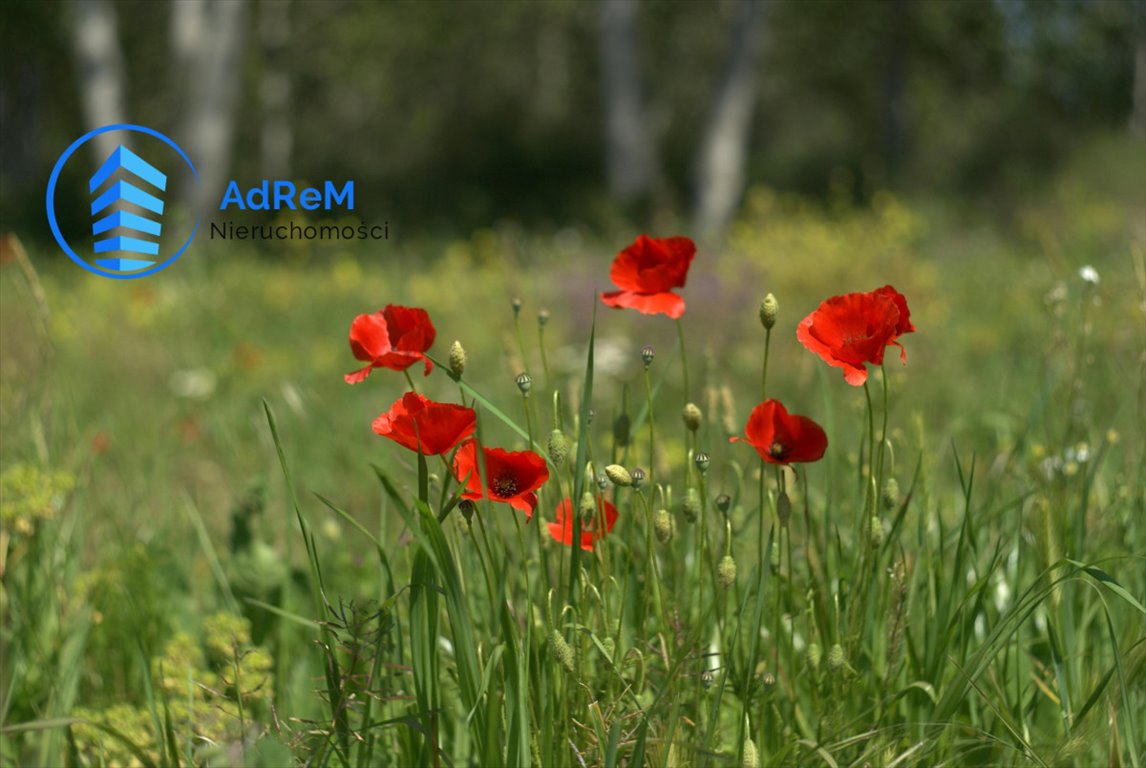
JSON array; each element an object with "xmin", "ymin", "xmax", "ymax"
[
  {"xmin": 643, "ymin": 365, "xmax": 656, "ymax": 486},
  {"xmin": 539, "ymin": 320, "xmax": 552, "ymax": 394},
  {"xmin": 404, "ymin": 369, "xmax": 419, "ymax": 394},
  {"xmin": 676, "ymin": 317, "xmax": 690, "ymax": 406},
  {"xmin": 761, "ymin": 327, "xmax": 772, "ymax": 402}
]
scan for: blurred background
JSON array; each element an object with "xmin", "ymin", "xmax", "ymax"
[{"xmin": 2, "ymin": 3, "xmax": 1145, "ymax": 761}]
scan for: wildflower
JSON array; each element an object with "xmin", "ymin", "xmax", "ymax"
[
  {"xmin": 345, "ymin": 305, "xmax": 436, "ymax": 384},
  {"xmin": 1079, "ymin": 265, "xmax": 1100, "ymax": 285},
  {"xmin": 372, "ymin": 392, "xmax": 476, "ymax": 455},
  {"xmin": 796, "ymin": 285, "xmax": 915, "ymax": 386},
  {"xmin": 600, "ymin": 235, "xmax": 696, "ymax": 319},
  {"xmin": 730, "ymin": 400, "xmax": 828, "ymax": 465},
  {"xmin": 453, "ymin": 440, "xmax": 549, "ymax": 518},
  {"xmin": 548, "ymin": 496, "xmax": 618, "ymax": 551}
]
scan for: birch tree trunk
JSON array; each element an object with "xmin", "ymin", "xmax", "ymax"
[
  {"xmin": 258, "ymin": 0, "xmax": 292, "ymax": 178},
  {"xmin": 693, "ymin": 0, "xmax": 765, "ymax": 238},
  {"xmin": 600, "ymin": 0, "xmax": 653, "ymax": 205},
  {"xmin": 172, "ymin": 0, "xmax": 249, "ymax": 218},
  {"xmin": 69, "ymin": 0, "xmax": 128, "ymax": 163}
]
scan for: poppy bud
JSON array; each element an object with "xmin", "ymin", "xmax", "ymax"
[
  {"xmin": 551, "ymin": 629, "xmax": 575, "ymax": 673},
  {"xmin": 742, "ymin": 738, "xmax": 759, "ymax": 768},
  {"xmin": 449, "ymin": 341, "xmax": 466, "ymax": 377},
  {"xmin": 882, "ymin": 478, "xmax": 899, "ymax": 510},
  {"xmin": 776, "ymin": 490, "xmax": 791, "ymax": 526},
  {"xmin": 459, "ymin": 499, "xmax": 476, "ymax": 523},
  {"xmin": 613, "ymin": 413, "xmax": 631, "ymax": 447},
  {"xmin": 700, "ymin": 669, "xmax": 715, "ymax": 690},
  {"xmin": 762, "ymin": 671, "xmax": 775, "ymax": 690},
  {"xmin": 630, "ymin": 467, "xmax": 646, "ymax": 489},
  {"xmin": 694, "ymin": 451, "xmax": 710, "ymax": 474},
  {"xmin": 596, "ymin": 471, "xmax": 608, "ymax": 490},
  {"xmin": 682, "ymin": 487, "xmax": 701, "ymax": 522},
  {"xmin": 715, "ymin": 494, "xmax": 731, "ymax": 515},
  {"xmin": 806, "ymin": 642, "xmax": 822, "ymax": 673},
  {"xmin": 718, "ymin": 555, "xmax": 737, "ymax": 588},
  {"xmin": 828, "ymin": 643, "xmax": 846, "ymax": 672},
  {"xmin": 759, "ymin": 293, "xmax": 778, "ymax": 330},
  {"xmin": 641, "ymin": 345, "xmax": 655, "ymax": 367},
  {"xmin": 512, "ymin": 297, "xmax": 523, "ymax": 317},
  {"xmin": 579, "ymin": 492, "xmax": 598, "ymax": 520},
  {"xmin": 654, "ymin": 508, "xmax": 674, "ymax": 543},
  {"xmin": 538, "ymin": 308, "xmax": 550, "ymax": 327},
  {"xmin": 770, "ymin": 538, "xmax": 780, "ymax": 569},
  {"xmin": 600, "ymin": 636, "xmax": 615, "ymax": 661},
  {"xmin": 515, "ymin": 372, "xmax": 533, "ymax": 396},
  {"xmin": 869, "ymin": 516, "xmax": 885, "ymax": 549},
  {"xmin": 548, "ymin": 430, "xmax": 569, "ymax": 465},
  {"xmin": 605, "ymin": 464, "xmax": 633, "ymax": 487},
  {"xmin": 682, "ymin": 403, "xmax": 702, "ymax": 432}
]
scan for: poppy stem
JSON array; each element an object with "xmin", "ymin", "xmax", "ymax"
[
  {"xmin": 675, "ymin": 318, "xmax": 690, "ymax": 406},
  {"xmin": 876, "ymin": 362, "xmax": 889, "ymax": 495},
  {"xmin": 761, "ymin": 327, "xmax": 773, "ymax": 402},
  {"xmin": 404, "ymin": 369, "xmax": 419, "ymax": 394},
  {"xmin": 643, "ymin": 365, "xmax": 656, "ymax": 486},
  {"xmin": 538, "ymin": 317, "xmax": 552, "ymax": 395}
]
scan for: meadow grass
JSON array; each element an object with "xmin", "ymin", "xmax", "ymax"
[{"xmin": 1, "ymin": 138, "xmax": 1143, "ymax": 767}]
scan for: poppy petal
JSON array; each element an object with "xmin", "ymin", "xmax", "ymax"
[
  {"xmin": 344, "ymin": 364, "xmax": 375, "ymax": 385},
  {"xmin": 600, "ymin": 290, "xmax": 686, "ymax": 319}
]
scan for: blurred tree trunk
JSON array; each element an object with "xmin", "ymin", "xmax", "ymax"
[
  {"xmin": 68, "ymin": 0, "xmax": 127, "ymax": 163},
  {"xmin": 258, "ymin": 0, "xmax": 292, "ymax": 178},
  {"xmin": 882, "ymin": 0, "xmax": 909, "ymax": 180},
  {"xmin": 171, "ymin": 0, "xmax": 249, "ymax": 218},
  {"xmin": 693, "ymin": 0, "xmax": 765, "ymax": 239},
  {"xmin": 1131, "ymin": 40, "xmax": 1146, "ymax": 137},
  {"xmin": 600, "ymin": 0, "xmax": 654, "ymax": 205}
]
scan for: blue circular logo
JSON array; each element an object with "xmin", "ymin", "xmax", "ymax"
[{"xmin": 46, "ymin": 124, "xmax": 200, "ymax": 279}]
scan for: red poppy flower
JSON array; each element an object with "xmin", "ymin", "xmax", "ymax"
[
  {"xmin": 345, "ymin": 305, "xmax": 436, "ymax": 384},
  {"xmin": 452, "ymin": 439, "xmax": 550, "ymax": 518},
  {"xmin": 730, "ymin": 399, "xmax": 827, "ymax": 465},
  {"xmin": 796, "ymin": 285, "xmax": 915, "ymax": 386},
  {"xmin": 548, "ymin": 496, "xmax": 618, "ymax": 552},
  {"xmin": 372, "ymin": 392, "xmax": 476, "ymax": 455},
  {"xmin": 599, "ymin": 235, "xmax": 696, "ymax": 319}
]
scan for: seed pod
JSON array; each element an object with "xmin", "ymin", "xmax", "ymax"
[
  {"xmin": 515, "ymin": 372, "xmax": 532, "ymax": 395},
  {"xmin": 682, "ymin": 487, "xmax": 701, "ymax": 522},
  {"xmin": 694, "ymin": 451, "xmax": 710, "ymax": 475},
  {"xmin": 682, "ymin": 403, "xmax": 702, "ymax": 432},
  {"xmin": 512, "ymin": 297, "xmax": 523, "ymax": 317},
  {"xmin": 718, "ymin": 555, "xmax": 737, "ymax": 588},
  {"xmin": 538, "ymin": 308, "xmax": 550, "ymax": 327},
  {"xmin": 640, "ymin": 345, "xmax": 655, "ymax": 367},
  {"xmin": 551, "ymin": 630, "xmax": 575, "ymax": 672},
  {"xmin": 596, "ymin": 471, "xmax": 608, "ymax": 490},
  {"xmin": 654, "ymin": 508, "xmax": 674, "ymax": 543},
  {"xmin": 828, "ymin": 643, "xmax": 846, "ymax": 672},
  {"xmin": 882, "ymin": 477, "xmax": 899, "ymax": 510},
  {"xmin": 700, "ymin": 669, "xmax": 715, "ymax": 690},
  {"xmin": 548, "ymin": 430, "xmax": 569, "ymax": 465},
  {"xmin": 459, "ymin": 499, "xmax": 476, "ymax": 523},
  {"xmin": 715, "ymin": 494, "xmax": 732, "ymax": 515},
  {"xmin": 630, "ymin": 467, "xmax": 646, "ymax": 489},
  {"xmin": 759, "ymin": 293, "xmax": 778, "ymax": 330},
  {"xmin": 449, "ymin": 341, "xmax": 466, "ymax": 377},
  {"xmin": 605, "ymin": 464, "xmax": 633, "ymax": 487}
]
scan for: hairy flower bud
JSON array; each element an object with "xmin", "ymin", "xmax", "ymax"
[
  {"xmin": 806, "ymin": 642, "xmax": 822, "ymax": 673},
  {"xmin": 579, "ymin": 492, "xmax": 598, "ymax": 520},
  {"xmin": 640, "ymin": 344, "xmax": 655, "ymax": 367},
  {"xmin": 538, "ymin": 308, "xmax": 550, "ymax": 327},
  {"xmin": 448, "ymin": 341, "xmax": 466, "ymax": 377},
  {"xmin": 742, "ymin": 738, "xmax": 759, "ymax": 768},
  {"xmin": 654, "ymin": 508, "xmax": 674, "ymax": 543},
  {"xmin": 551, "ymin": 630, "xmax": 575, "ymax": 672},
  {"xmin": 512, "ymin": 297, "xmax": 523, "ymax": 317},
  {"xmin": 694, "ymin": 451, "xmax": 710, "ymax": 475},
  {"xmin": 776, "ymin": 490, "xmax": 792, "ymax": 526},
  {"xmin": 682, "ymin": 487, "xmax": 701, "ymax": 522},
  {"xmin": 682, "ymin": 402, "xmax": 702, "ymax": 432},
  {"xmin": 882, "ymin": 477, "xmax": 899, "ymax": 510},
  {"xmin": 869, "ymin": 516, "xmax": 885, "ymax": 549},
  {"xmin": 548, "ymin": 430, "xmax": 569, "ymax": 465},
  {"xmin": 515, "ymin": 372, "xmax": 533, "ymax": 395},
  {"xmin": 605, "ymin": 464, "xmax": 633, "ymax": 487},
  {"xmin": 718, "ymin": 555, "xmax": 737, "ymax": 588},
  {"xmin": 759, "ymin": 293, "xmax": 778, "ymax": 330},
  {"xmin": 828, "ymin": 643, "xmax": 846, "ymax": 672}
]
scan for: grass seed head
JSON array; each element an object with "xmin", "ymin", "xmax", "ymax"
[{"xmin": 551, "ymin": 629, "xmax": 575, "ymax": 672}]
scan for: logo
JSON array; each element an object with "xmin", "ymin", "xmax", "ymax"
[{"xmin": 47, "ymin": 124, "xmax": 200, "ymax": 279}]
